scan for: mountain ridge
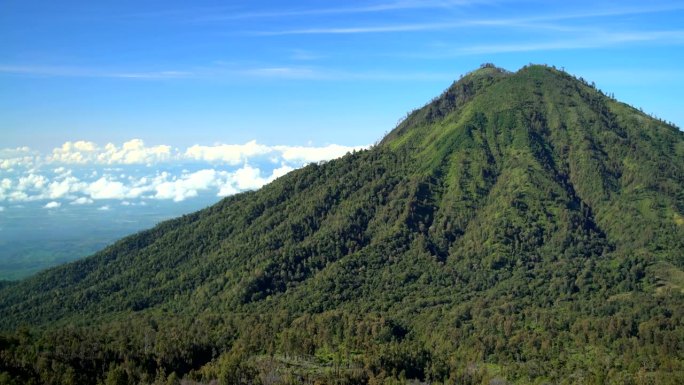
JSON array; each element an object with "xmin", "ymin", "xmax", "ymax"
[{"xmin": 0, "ymin": 64, "xmax": 682, "ymax": 385}]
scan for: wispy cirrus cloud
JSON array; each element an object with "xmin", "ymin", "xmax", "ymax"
[
  {"xmin": 0, "ymin": 65, "xmax": 193, "ymax": 79},
  {"xmin": 238, "ymin": 66, "xmax": 324, "ymax": 80},
  {"xmin": 454, "ymin": 30, "xmax": 684, "ymax": 55},
  {"xmin": 187, "ymin": 0, "xmax": 489, "ymax": 22},
  {"xmin": 521, "ymin": 3, "xmax": 684, "ymax": 23},
  {"xmin": 0, "ymin": 62, "xmax": 456, "ymax": 82},
  {"xmin": 249, "ymin": 3, "xmax": 684, "ymax": 35},
  {"xmin": 250, "ymin": 19, "xmax": 596, "ymax": 36},
  {"xmin": 252, "ymin": 22, "xmax": 456, "ymax": 36},
  {"xmin": 0, "ymin": 63, "xmax": 257, "ymax": 80}
]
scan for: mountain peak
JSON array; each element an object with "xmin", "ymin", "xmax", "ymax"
[
  {"xmin": 380, "ymin": 63, "xmax": 613, "ymax": 150},
  {"xmin": 468, "ymin": 62, "xmax": 512, "ymax": 76}
]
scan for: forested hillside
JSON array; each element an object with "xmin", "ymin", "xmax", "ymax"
[{"xmin": 1, "ymin": 64, "xmax": 682, "ymax": 385}]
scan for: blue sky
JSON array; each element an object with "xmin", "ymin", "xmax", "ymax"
[{"xmin": 1, "ymin": 0, "xmax": 683, "ymax": 151}]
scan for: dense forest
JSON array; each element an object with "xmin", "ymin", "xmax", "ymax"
[{"xmin": 1, "ymin": 64, "xmax": 682, "ymax": 385}]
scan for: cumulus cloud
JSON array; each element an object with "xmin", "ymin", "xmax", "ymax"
[
  {"xmin": 215, "ymin": 163, "xmax": 295, "ymax": 197},
  {"xmin": 184, "ymin": 140, "xmax": 366, "ymax": 165},
  {"xmin": 0, "ymin": 138, "xmax": 367, "ymax": 205},
  {"xmin": 8, "ymin": 191, "xmax": 29, "ymax": 202},
  {"xmin": 44, "ymin": 201, "xmax": 61, "ymax": 209},
  {"xmin": 0, "ymin": 179, "xmax": 11, "ymax": 201},
  {"xmin": 87, "ymin": 177, "xmax": 131, "ymax": 200},
  {"xmin": 48, "ymin": 176, "xmax": 86, "ymax": 199},
  {"xmin": 47, "ymin": 139, "xmax": 174, "ymax": 165},
  {"xmin": 274, "ymin": 144, "xmax": 366, "ymax": 163},
  {"xmin": 0, "ymin": 147, "xmax": 32, "ymax": 157},
  {"xmin": 232, "ymin": 165, "xmax": 267, "ymax": 190},
  {"xmin": 3, "ymin": 139, "xmax": 365, "ymax": 169},
  {"xmin": 185, "ymin": 140, "xmax": 272, "ymax": 165},
  {"xmin": 153, "ymin": 169, "xmax": 218, "ymax": 202},
  {"xmin": 70, "ymin": 197, "xmax": 94, "ymax": 205},
  {"xmin": 271, "ymin": 164, "xmax": 295, "ymax": 180},
  {"xmin": 53, "ymin": 167, "xmax": 73, "ymax": 178},
  {"xmin": 99, "ymin": 139, "xmax": 172, "ymax": 165},
  {"xmin": 217, "ymin": 183, "xmax": 239, "ymax": 197},
  {"xmin": 49, "ymin": 141, "xmax": 99, "ymax": 163},
  {"xmin": 0, "ymin": 146, "xmax": 38, "ymax": 170}
]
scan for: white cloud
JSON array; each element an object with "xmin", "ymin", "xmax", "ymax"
[
  {"xmin": 0, "ymin": 146, "xmax": 38, "ymax": 170},
  {"xmin": 97, "ymin": 205, "xmax": 111, "ymax": 211},
  {"xmin": 217, "ymin": 183, "xmax": 239, "ymax": 197},
  {"xmin": 184, "ymin": 140, "xmax": 272, "ymax": 165},
  {"xmin": 70, "ymin": 197, "xmax": 94, "ymax": 205},
  {"xmin": 0, "ymin": 138, "xmax": 366, "ymax": 204},
  {"xmin": 44, "ymin": 201, "xmax": 61, "ymax": 209},
  {"xmin": 153, "ymin": 169, "xmax": 218, "ymax": 202},
  {"xmin": 0, "ymin": 146, "xmax": 32, "ymax": 157},
  {"xmin": 195, "ymin": 0, "xmax": 487, "ymax": 22},
  {"xmin": 185, "ymin": 140, "xmax": 366, "ymax": 165},
  {"xmin": 146, "ymin": 165, "xmax": 293, "ymax": 201},
  {"xmin": 0, "ymin": 179, "xmax": 11, "ymax": 189},
  {"xmin": 232, "ymin": 165, "xmax": 267, "ymax": 190},
  {"xmin": 47, "ymin": 139, "xmax": 174, "ymax": 165},
  {"xmin": 49, "ymin": 141, "xmax": 99, "ymax": 163},
  {"xmin": 275, "ymin": 144, "xmax": 365, "ymax": 163},
  {"xmin": 0, "ymin": 206, "xmax": 5, "ymax": 212},
  {"xmin": 8, "ymin": 191, "xmax": 29, "ymax": 202},
  {"xmin": 18, "ymin": 173, "xmax": 48, "ymax": 191},
  {"xmin": 48, "ymin": 179, "xmax": 71, "ymax": 199},
  {"xmin": 215, "ymin": 164, "xmax": 294, "ymax": 197},
  {"xmin": 73, "ymin": 141, "xmax": 97, "ymax": 152},
  {"xmin": 0, "ymin": 65, "xmax": 191, "ymax": 80},
  {"xmin": 6, "ymin": 139, "xmax": 365, "ymax": 169},
  {"xmin": 86, "ymin": 177, "xmax": 131, "ymax": 200},
  {"xmin": 98, "ymin": 139, "xmax": 172, "ymax": 165},
  {"xmin": 0, "ymin": 179, "xmax": 11, "ymax": 201},
  {"xmin": 53, "ymin": 167, "xmax": 73, "ymax": 179},
  {"xmin": 270, "ymin": 164, "xmax": 295, "ymax": 180},
  {"xmin": 48, "ymin": 176, "xmax": 86, "ymax": 199}
]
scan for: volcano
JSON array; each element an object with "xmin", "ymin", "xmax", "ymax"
[{"xmin": 1, "ymin": 64, "xmax": 682, "ymax": 385}]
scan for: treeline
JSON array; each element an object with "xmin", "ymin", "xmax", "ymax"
[{"xmin": 1, "ymin": 292, "xmax": 682, "ymax": 385}]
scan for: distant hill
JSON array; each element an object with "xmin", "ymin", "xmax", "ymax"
[{"xmin": 1, "ymin": 64, "xmax": 682, "ymax": 385}]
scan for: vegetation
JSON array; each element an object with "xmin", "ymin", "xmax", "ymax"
[
  {"xmin": 0, "ymin": 64, "xmax": 682, "ymax": 384},
  {"xmin": 0, "ymin": 239, "xmax": 111, "ymax": 280}
]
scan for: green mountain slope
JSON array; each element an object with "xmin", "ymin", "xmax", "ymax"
[{"xmin": 1, "ymin": 64, "xmax": 683, "ymax": 385}]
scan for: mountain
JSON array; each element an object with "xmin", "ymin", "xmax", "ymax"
[{"xmin": 1, "ymin": 64, "xmax": 683, "ymax": 385}]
